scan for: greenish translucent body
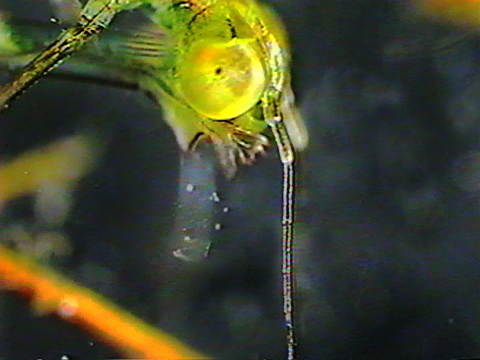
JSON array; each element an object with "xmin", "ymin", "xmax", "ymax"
[
  {"xmin": 0, "ymin": 1, "xmax": 305, "ymax": 358},
  {"xmin": 0, "ymin": 0, "xmax": 307, "ymax": 176},
  {"xmin": 139, "ymin": 0, "xmax": 292, "ymax": 176}
]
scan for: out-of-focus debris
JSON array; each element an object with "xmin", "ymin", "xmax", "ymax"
[
  {"xmin": 0, "ymin": 12, "xmax": 19, "ymax": 55},
  {"xmin": 0, "ymin": 134, "xmax": 98, "ymax": 206},
  {"xmin": 1, "ymin": 224, "xmax": 72, "ymax": 261},
  {"xmin": 34, "ymin": 183, "xmax": 73, "ymax": 227},
  {"xmin": 0, "ymin": 133, "xmax": 100, "ymax": 262},
  {"xmin": 411, "ymin": 0, "xmax": 480, "ymax": 28}
]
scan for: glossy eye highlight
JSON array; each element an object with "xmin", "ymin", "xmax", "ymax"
[{"xmin": 177, "ymin": 38, "xmax": 266, "ymax": 120}]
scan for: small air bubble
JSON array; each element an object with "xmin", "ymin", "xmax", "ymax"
[
  {"xmin": 50, "ymin": 17, "xmax": 59, "ymax": 23},
  {"xmin": 184, "ymin": 235, "xmax": 192, "ymax": 242},
  {"xmin": 223, "ymin": 207, "xmax": 229, "ymax": 213},
  {"xmin": 212, "ymin": 192, "xmax": 220, "ymax": 202},
  {"xmin": 186, "ymin": 184, "xmax": 194, "ymax": 192},
  {"xmin": 214, "ymin": 223, "xmax": 222, "ymax": 230},
  {"xmin": 61, "ymin": 356, "xmax": 69, "ymax": 360}
]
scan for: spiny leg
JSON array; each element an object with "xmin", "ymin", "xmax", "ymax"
[{"xmin": 0, "ymin": 0, "xmax": 143, "ymax": 111}]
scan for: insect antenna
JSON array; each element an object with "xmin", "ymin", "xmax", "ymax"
[{"xmin": 269, "ymin": 118, "xmax": 296, "ymax": 360}]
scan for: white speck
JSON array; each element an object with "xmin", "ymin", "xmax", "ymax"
[
  {"xmin": 50, "ymin": 17, "xmax": 59, "ymax": 23},
  {"xmin": 214, "ymin": 223, "xmax": 222, "ymax": 230},
  {"xmin": 184, "ymin": 235, "xmax": 192, "ymax": 242},
  {"xmin": 24, "ymin": 171, "xmax": 29, "ymax": 175},
  {"xmin": 223, "ymin": 207, "xmax": 229, "ymax": 213},
  {"xmin": 212, "ymin": 192, "xmax": 220, "ymax": 202},
  {"xmin": 61, "ymin": 356, "xmax": 69, "ymax": 360},
  {"xmin": 89, "ymin": 342, "xmax": 94, "ymax": 346},
  {"xmin": 186, "ymin": 184, "xmax": 194, "ymax": 192}
]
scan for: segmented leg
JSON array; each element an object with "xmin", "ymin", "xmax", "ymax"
[{"xmin": 0, "ymin": 0, "xmax": 143, "ymax": 111}]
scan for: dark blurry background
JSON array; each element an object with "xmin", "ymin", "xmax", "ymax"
[{"xmin": 1, "ymin": 0, "xmax": 480, "ymax": 359}]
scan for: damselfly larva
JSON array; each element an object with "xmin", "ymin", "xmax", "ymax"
[{"xmin": 0, "ymin": 0, "xmax": 309, "ymax": 358}]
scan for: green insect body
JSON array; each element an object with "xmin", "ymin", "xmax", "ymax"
[
  {"xmin": 115, "ymin": 0, "xmax": 302, "ymax": 176},
  {"xmin": 0, "ymin": 2, "xmax": 304, "ymax": 357},
  {"xmin": 0, "ymin": 0, "xmax": 307, "ymax": 176}
]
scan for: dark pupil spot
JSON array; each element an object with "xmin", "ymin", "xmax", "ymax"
[{"xmin": 215, "ymin": 67, "xmax": 222, "ymax": 75}]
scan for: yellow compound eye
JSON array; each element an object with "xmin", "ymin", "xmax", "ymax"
[{"xmin": 177, "ymin": 38, "xmax": 266, "ymax": 120}]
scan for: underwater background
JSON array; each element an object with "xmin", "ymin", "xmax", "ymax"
[{"xmin": 1, "ymin": 0, "xmax": 480, "ymax": 359}]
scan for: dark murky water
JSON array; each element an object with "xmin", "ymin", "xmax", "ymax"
[{"xmin": 1, "ymin": 1, "xmax": 480, "ymax": 359}]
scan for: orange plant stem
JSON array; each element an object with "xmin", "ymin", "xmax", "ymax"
[{"xmin": 0, "ymin": 244, "xmax": 208, "ymax": 359}]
